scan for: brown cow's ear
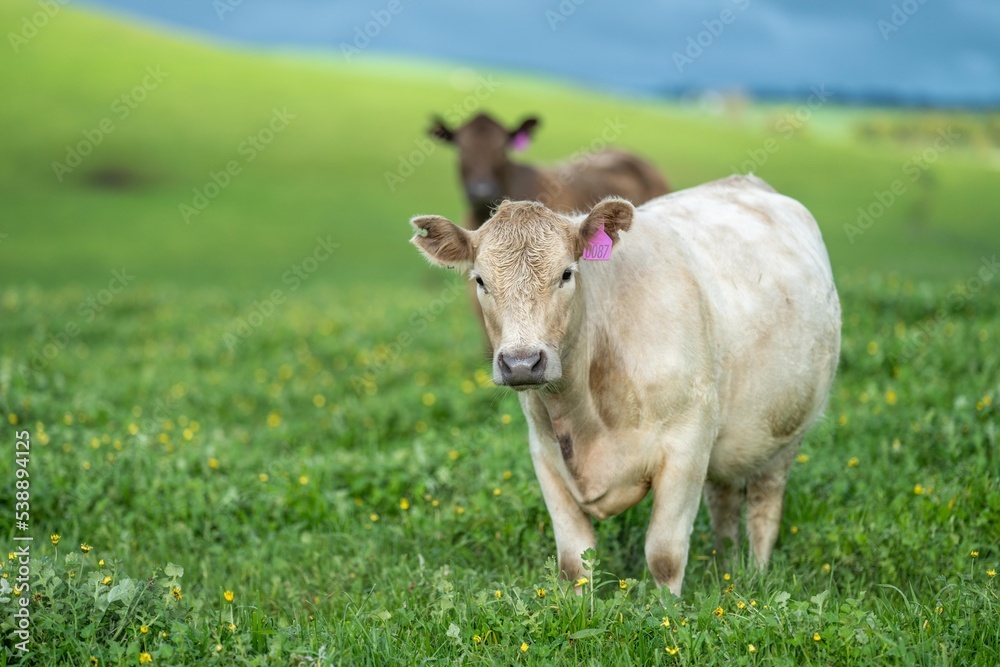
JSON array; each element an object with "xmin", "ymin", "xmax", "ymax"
[
  {"xmin": 575, "ymin": 198, "xmax": 635, "ymax": 257},
  {"xmin": 508, "ymin": 116, "xmax": 540, "ymax": 142},
  {"xmin": 410, "ymin": 215, "xmax": 475, "ymax": 270},
  {"xmin": 428, "ymin": 117, "xmax": 455, "ymax": 142}
]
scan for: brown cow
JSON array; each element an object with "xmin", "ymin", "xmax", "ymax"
[{"xmin": 428, "ymin": 112, "xmax": 670, "ymax": 229}]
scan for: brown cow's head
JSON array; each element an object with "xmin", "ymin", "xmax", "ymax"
[
  {"xmin": 410, "ymin": 198, "xmax": 634, "ymax": 390},
  {"xmin": 429, "ymin": 113, "xmax": 540, "ymax": 209}
]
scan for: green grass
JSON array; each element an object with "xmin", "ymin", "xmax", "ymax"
[{"xmin": 0, "ymin": 1, "xmax": 998, "ymax": 665}]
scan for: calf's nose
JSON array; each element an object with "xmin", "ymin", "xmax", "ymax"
[
  {"xmin": 467, "ymin": 181, "xmax": 499, "ymax": 200},
  {"xmin": 498, "ymin": 348, "xmax": 547, "ymax": 386}
]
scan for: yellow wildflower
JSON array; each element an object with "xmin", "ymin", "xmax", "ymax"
[
  {"xmin": 266, "ymin": 411, "xmax": 281, "ymax": 427},
  {"xmin": 914, "ymin": 484, "xmax": 924, "ymax": 495},
  {"xmin": 493, "ymin": 488, "xmax": 501, "ymax": 496},
  {"xmin": 208, "ymin": 458, "xmax": 219, "ymax": 470},
  {"xmin": 987, "ymin": 569, "xmax": 996, "ymax": 577},
  {"xmin": 847, "ymin": 457, "xmax": 859, "ymax": 468},
  {"xmin": 224, "ymin": 590, "xmax": 235, "ymax": 602},
  {"xmin": 140, "ymin": 625, "xmax": 149, "ymax": 634},
  {"xmin": 298, "ymin": 475, "xmax": 309, "ymax": 485},
  {"xmin": 575, "ymin": 577, "xmax": 589, "ymax": 587},
  {"xmin": 520, "ymin": 642, "xmax": 529, "ymax": 653},
  {"xmin": 81, "ymin": 543, "xmax": 92, "ymax": 553},
  {"xmin": 661, "ymin": 616, "xmax": 671, "ymax": 627},
  {"xmin": 748, "ymin": 644, "xmax": 757, "ymax": 653},
  {"xmin": 501, "ymin": 413, "xmax": 512, "ymax": 425},
  {"xmin": 666, "ymin": 646, "xmax": 679, "ymax": 655},
  {"xmin": 813, "ymin": 632, "xmax": 821, "ymax": 641},
  {"xmin": 796, "ymin": 453, "xmax": 809, "ymax": 463},
  {"xmin": 259, "ymin": 473, "xmax": 269, "ymax": 483},
  {"xmin": 101, "ymin": 576, "xmax": 112, "ymax": 585},
  {"xmin": 139, "ymin": 653, "xmax": 152, "ymax": 664},
  {"xmin": 228, "ymin": 623, "xmax": 236, "ymax": 631},
  {"xmin": 473, "ymin": 635, "xmax": 482, "ymax": 643},
  {"xmin": 971, "ymin": 551, "xmax": 979, "ymax": 558},
  {"xmin": 737, "ymin": 601, "xmax": 746, "ymax": 609},
  {"xmin": 713, "ymin": 606, "xmax": 724, "ymax": 617},
  {"xmin": 723, "ymin": 572, "xmax": 731, "ymax": 581},
  {"xmin": 495, "ymin": 590, "xmax": 502, "ymax": 599},
  {"xmin": 536, "ymin": 588, "xmax": 546, "ymax": 598},
  {"xmin": 400, "ymin": 498, "xmax": 410, "ymax": 510},
  {"xmin": 50, "ymin": 534, "xmax": 60, "ymax": 546},
  {"xmin": 619, "ymin": 579, "xmax": 628, "ymax": 590},
  {"xmin": 885, "ymin": 390, "xmax": 897, "ymax": 405},
  {"xmin": 171, "ymin": 586, "xmax": 182, "ymax": 600}
]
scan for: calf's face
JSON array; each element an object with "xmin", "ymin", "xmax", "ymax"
[
  {"xmin": 410, "ymin": 198, "xmax": 633, "ymax": 390},
  {"xmin": 429, "ymin": 114, "xmax": 539, "ymax": 207}
]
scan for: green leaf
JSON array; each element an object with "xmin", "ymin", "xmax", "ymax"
[
  {"xmin": 164, "ymin": 563, "xmax": 184, "ymax": 578},
  {"xmin": 568, "ymin": 628, "xmax": 606, "ymax": 640}
]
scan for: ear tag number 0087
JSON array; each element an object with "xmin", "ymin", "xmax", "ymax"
[{"xmin": 583, "ymin": 225, "xmax": 613, "ymax": 261}]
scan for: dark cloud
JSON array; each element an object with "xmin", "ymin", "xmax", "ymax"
[{"xmin": 78, "ymin": 0, "xmax": 1000, "ymax": 106}]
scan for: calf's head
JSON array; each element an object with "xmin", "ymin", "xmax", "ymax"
[
  {"xmin": 410, "ymin": 198, "xmax": 634, "ymax": 390},
  {"xmin": 429, "ymin": 113, "xmax": 539, "ymax": 208}
]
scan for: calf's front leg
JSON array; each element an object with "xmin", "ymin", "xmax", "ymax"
[
  {"xmin": 530, "ymin": 445, "xmax": 595, "ymax": 583},
  {"xmin": 645, "ymin": 427, "xmax": 714, "ymax": 597}
]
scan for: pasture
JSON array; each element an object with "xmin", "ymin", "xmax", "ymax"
[{"xmin": 1, "ymin": 1, "xmax": 998, "ymax": 664}]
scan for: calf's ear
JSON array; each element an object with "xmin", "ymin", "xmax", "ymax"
[
  {"xmin": 508, "ymin": 116, "xmax": 540, "ymax": 148},
  {"xmin": 576, "ymin": 198, "xmax": 635, "ymax": 257},
  {"xmin": 428, "ymin": 117, "xmax": 455, "ymax": 142},
  {"xmin": 410, "ymin": 215, "xmax": 475, "ymax": 270}
]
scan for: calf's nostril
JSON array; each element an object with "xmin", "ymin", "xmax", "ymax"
[{"xmin": 531, "ymin": 350, "xmax": 546, "ymax": 376}]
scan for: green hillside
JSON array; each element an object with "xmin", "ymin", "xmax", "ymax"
[{"xmin": 1, "ymin": 1, "xmax": 997, "ymax": 291}]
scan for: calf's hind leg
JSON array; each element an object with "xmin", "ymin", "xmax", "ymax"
[
  {"xmin": 746, "ymin": 440, "xmax": 800, "ymax": 567},
  {"xmin": 703, "ymin": 479, "xmax": 742, "ymax": 554}
]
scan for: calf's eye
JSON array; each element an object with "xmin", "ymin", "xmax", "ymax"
[
  {"xmin": 561, "ymin": 269, "xmax": 573, "ymax": 283},
  {"xmin": 475, "ymin": 276, "xmax": 485, "ymax": 288}
]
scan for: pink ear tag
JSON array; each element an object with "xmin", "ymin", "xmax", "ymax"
[
  {"xmin": 583, "ymin": 224, "xmax": 613, "ymax": 261},
  {"xmin": 511, "ymin": 131, "xmax": 530, "ymax": 151}
]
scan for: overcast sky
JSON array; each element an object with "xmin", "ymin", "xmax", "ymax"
[{"xmin": 79, "ymin": 0, "xmax": 1000, "ymax": 107}]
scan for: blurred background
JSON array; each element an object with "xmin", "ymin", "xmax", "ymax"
[
  {"xmin": 1, "ymin": 0, "xmax": 998, "ymax": 290},
  {"xmin": 1, "ymin": 3, "xmax": 999, "ymax": 663}
]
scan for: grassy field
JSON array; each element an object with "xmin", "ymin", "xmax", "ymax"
[{"xmin": 1, "ymin": 1, "xmax": 999, "ymax": 665}]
